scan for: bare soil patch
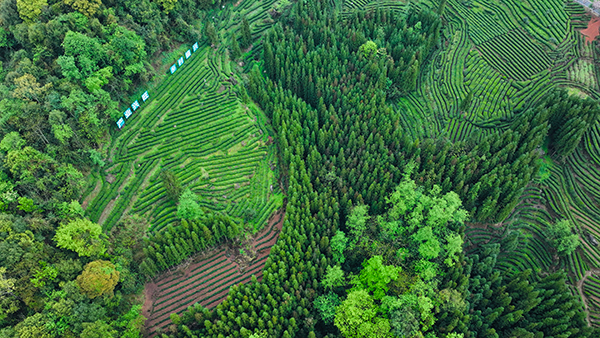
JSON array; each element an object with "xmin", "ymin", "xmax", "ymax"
[
  {"xmin": 142, "ymin": 209, "xmax": 285, "ymax": 336},
  {"xmin": 581, "ymin": 17, "xmax": 600, "ymax": 44}
]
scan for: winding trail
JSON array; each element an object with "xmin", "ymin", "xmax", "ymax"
[{"xmin": 576, "ymin": 268, "xmax": 600, "ymax": 326}]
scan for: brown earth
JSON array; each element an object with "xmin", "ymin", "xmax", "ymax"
[
  {"xmin": 141, "ymin": 209, "xmax": 285, "ymax": 336},
  {"xmin": 581, "ymin": 16, "xmax": 600, "ymax": 45}
]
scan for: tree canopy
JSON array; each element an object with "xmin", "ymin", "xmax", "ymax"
[
  {"xmin": 76, "ymin": 260, "xmax": 120, "ymax": 299},
  {"xmin": 53, "ymin": 218, "xmax": 106, "ymax": 257}
]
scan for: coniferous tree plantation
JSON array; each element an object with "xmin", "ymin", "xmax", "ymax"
[{"xmin": 3, "ymin": 0, "xmax": 600, "ymax": 336}]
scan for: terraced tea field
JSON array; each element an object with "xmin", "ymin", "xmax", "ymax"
[
  {"xmin": 79, "ymin": 0, "xmax": 288, "ymax": 332},
  {"xmin": 143, "ymin": 210, "xmax": 284, "ymax": 335},
  {"xmin": 82, "ymin": 2, "xmax": 285, "ymax": 234},
  {"xmin": 406, "ymin": 0, "xmax": 600, "ymax": 327}
]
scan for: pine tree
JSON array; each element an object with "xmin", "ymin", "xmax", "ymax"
[
  {"xmin": 241, "ymin": 18, "xmax": 252, "ymax": 49},
  {"xmin": 206, "ymin": 21, "xmax": 218, "ymax": 46},
  {"xmin": 231, "ymin": 34, "xmax": 242, "ymax": 60}
]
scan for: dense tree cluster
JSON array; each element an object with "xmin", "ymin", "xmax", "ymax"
[
  {"xmin": 0, "ymin": 0, "xmax": 214, "ymax": 214},
  {"xmin": 159, "ymin": 1, "xmax": 599, "ymax": 337},
  {"xmin": 1, "ymin": 0, "xmax": 597, "ymax": 336},
  {"xmin": 0, "ymin": 0, "xmax": 222, "ymax": 335},
  {"xmin": 466, "ymin": 244, "xmax": 594, "ymax": 338},
  {"xmin": 140, "ymin": 214, "xmax": 243, "ymax": 276},
  {"xmin": 539, "ymin": 89, "xmax": 600, "ymax": 158},
  {"xmin": 0, "ymin": 212, "xmax": 147, "ymax": 337}
]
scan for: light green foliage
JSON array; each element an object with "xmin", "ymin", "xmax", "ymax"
[
  {"xmin": 81, "ymin": 320, "xmax": 117, "ymax": 338},
  {"xmin": 84, "ymin": 66, "xmax": 113, "ymax": 92},
  {"xmin": 56, "ymin": 200, "xmax": 84, "ymax": 219},
  {"xmin": 51, "ymin": 123, "xmax": 74, "ymax": 145},
  {"xmin": 380, "ymin": 171, "xmax": 467, "ymax": 281},
  {"xmin": 544, "ymin": 219, "xmax": 579, "ymax": 255},
  {"xmin": 14, "ymin": 313, "xmax": 52, "ymax": 338},
  {"xmin": 177, "ymin": 188, "xmax": 204, "ymax": 220},
  {"xmin": 322, "ymin": 265, "xmax": 345, "ymax": 290},
  {"xmin": 438, "ymin": 288, "xmax": 466, "ymax": 313},
  {"xmin": 444, "ymin": 233, "xmax": 463, "ymax": 267},
  {"xmin": 413, "ymin": 226, "xmax": 440, "ymax": 260},
  {"xmin": 29, "ymin": 261, "xmax": 58, "ymax": 287},
  {"xmin": 17, "ymin": 197, "xmax": 37, "ymax": 213},
  {"xmin": 57, "ymin": 55, "xmax": 82, "ymax": 80},
  {"xmin": 447, "ymin": 334, "xmax": 464, "ymax": 338},
  {"xmin": 53, "ymin": 218, "xmax": 106, "ymax": 257},
  {"xmin": 12, "ymin": 74, "xmax": 52, "ymax": 103},
  {"xmin": 347, "ymin": 204, "xmax": 370, "ymax": 247},
  {"xmin": 249, "ymin": 331, "xmax": 268, "ymax": 338},
  {"xmin": 334, "ymin": 289, "xmax": 393, "ymax": 338},
  {"xmin": 379, "ymin": 217, "xmax": 405, "ymax": 240},
  {"xmin": 157, "ymin": 0, "xmax": 178, "ymax": 13},
  {"xmin": 352, "ymin": 256, "xmax": 401, "ymax": 299},
  {"xmin": 62, "ymin": 31, "xmax": 105, "ymax": 70},
  {"xmin": 359, "ymin": 41, "xmax": 378, "ymax": 58},
  {"xmin": 16, "ymin": 0, "xmax": 47, "ymax": 22},
  {"xmin": 64, "ymin": 0, "xmax": 102, "ymax": 17},
  {"xmin": 313, "ymin": 291, "xmax": 341, "ymax": 324},
  {"xmin": 105, "ymin": 25, "xmax": 147, "ymax": 75},
  {"xmin": 76, "ymin": 260, "xmax": 120, "ymax": 299},
  {"xmin": 170, "ymin": 313, "xmax": 182, "ymax": 325},
  {"xmin": 0, "ymin": 267, "xmax": 18, "ymax": 321},
  {"xmin": 112, "ymin": 304, "xmax": 146, "ymax": 337},
  {"xmin": 415, "ymin": 260, "xmax": 438, "ymax": 281},
  {"xmin": 331, "ymin": 230, "xmax": 348, "ymax": 263},
  {"xmin": 0, "ymin": 132, "xmax": 25, "ymax": 152},
  {"xmin": 89, "ymin": 149, "xmax": 105, "ymax": 167},
  {"xmin": 382, "ymin": 295, "xmax": 421, "ymax": 337}
]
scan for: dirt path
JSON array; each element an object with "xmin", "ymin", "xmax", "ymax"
[
  {"xmin": 576, "ymin": 268, "xmax": 600, "ymax": 326},
  {"xmin": 98, "ymin": 163, "xmax": 134, "ymax": 225},
  {"xmin": 118, "ymin": 160, "xmax": 162, "ymax": 225},
  {"xmin": 142, "ymin": 209, "xmax": 285, "ymax": 336},
  {"xmin": 81, "ymin": 178, "xmax": 102, "ymax": 210}
]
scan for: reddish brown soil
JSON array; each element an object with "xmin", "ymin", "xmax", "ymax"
[
  {"xmin": 581, "ymin": 17, "xmax": 600, "ymax": 45},
  {"xmin": 142, "ymin": 209, "xmax": 285, "ymax": 336}
]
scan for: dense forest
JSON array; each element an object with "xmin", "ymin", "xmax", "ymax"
[
  {"xmin": 0, "ymin": 0, "xmax": 215, "ymax": 336},
  {"xmin": 2, "ymin": 0, "xmax": 600, "ymax": 337}
]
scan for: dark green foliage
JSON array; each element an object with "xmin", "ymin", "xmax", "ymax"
[
  {"xmin": 541, "ymin": 89, "xmax": 600, "ymax": 157},
  {"xmin": 205, "ymin": 21, "xmax": 218, "ymax": 46},
  {"xmin": 161, "ymin": 170, "xmax": 182, "ymax": 202},
  {"xmin": 230, "ymin": 34, "xmax": 242, "ymax": 60},
  {"xmin": 240, "ymin": 18, "xmax": 252, "ymax": 49},
  {"xmin": 313, "ymin": 292, "xmax": 341, "ymax": 324},
  {"xmin": 466, "ymin": 244, "xmax": 596, "ymax": 338},
  {"xmin": 141, "ymin": 214, "xmax": 242, "ymax": 275},
  {"xmin": 460, "ymin": 90, "xmax": 473, "ymax": 112}
]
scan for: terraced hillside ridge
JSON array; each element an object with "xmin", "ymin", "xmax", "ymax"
[
  {"xmin": 142, "ymin": 210, "xmax": 285, "ymax": 336},
  {"xmin": 399, "ymin": 0, "xmax": 600, "ymax": 327},
  {"xmin": 81, "ymin": 43, "xmax": 283, "ymax": 233},
  {"xmin": 395, "ymin": 0, "xmax": 583, "ymax": 141}
]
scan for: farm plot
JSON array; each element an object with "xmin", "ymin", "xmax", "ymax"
[
  {"xmin": 142, "ymin": 210, "xmax": 285, "ymax": 336},
  {"xmin": 398, "ymin": 0, "xmax": 584, "ymax": 141},
  {"xmin": 82, "ymin": 0, "xmax": 287, "ymax": 233},
  {"xmin": 407, "ymin": 0, "xmax": 600, "ymax": 326},
  {"xmin": 83, "ymin": 45, "xmax": 282, "ymax": 233}
]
